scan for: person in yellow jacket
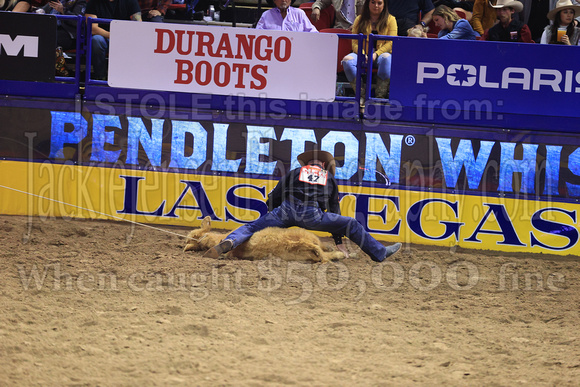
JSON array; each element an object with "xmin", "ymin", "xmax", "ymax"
[
  {"xmin": 341, "ymin": 0, "xmax": 397, "ymax": 99},
  {"xmin": 471, "ymin": 0, "xmax": 498, "ymax": 35}
]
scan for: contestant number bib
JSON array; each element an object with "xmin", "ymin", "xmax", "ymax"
[{"xmin": 299, "ymin": 165, "xmax": 328, "ymax": 186}]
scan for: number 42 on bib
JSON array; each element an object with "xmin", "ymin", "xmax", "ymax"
[{"xmin": 299, "ymin": 165, "xmax": 328, "ymax": 186}]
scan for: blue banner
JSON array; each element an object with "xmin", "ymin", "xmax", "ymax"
[
  {"xmin": 3, "ymin": 103, "xmax": 580, "ymax": 201},
  {"xmin": 390, "ymin": 38, "xmax": 580, "ymax": 119}
]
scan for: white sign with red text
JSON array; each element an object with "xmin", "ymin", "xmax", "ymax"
[{"xmin": 108, "ymin": 20, "xmax": 338, "ymax": 101}]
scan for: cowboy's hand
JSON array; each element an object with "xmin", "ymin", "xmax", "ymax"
[
  {"xmin": 336, "ymin": 244, "xmax": 350, "ymax": 259},
  {"xmin": 149, "ymin": 9, "xmax": 161, "ymax": 17}
]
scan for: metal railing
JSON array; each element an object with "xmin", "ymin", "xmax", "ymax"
[
  {"xmin": 84, "ymin": 17, "xmax": 113, "ymax": 86},
  {"xmin": 332, "ymin": 32, "xmax": 365, "ymax": 106},
  {"xmin": 366, "ymin": 33, "xmax": 398, "ymax": 103},
  {"xmin": 53, "ymin": 14, "xmax": 84, "ymax": 89}
]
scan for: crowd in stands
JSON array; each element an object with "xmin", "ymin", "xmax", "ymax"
[
  {"xmin": 1, "ymin": 0, "xmax": 580, "ymax": 97},
  {"xmin": 259, "ymin": 0, "xmax": 580, "ymax": 100}
]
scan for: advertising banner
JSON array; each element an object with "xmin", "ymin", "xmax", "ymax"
[
  {"xmin": 0, "ymin": 12, "xmax": 56, "ymax": 82},
  {"xmin": 1, "ymin": 160, "xmax": 579, "ymax": 256},
  {"xmin": 2, "ymin": 103, "xmax": 580, "ymax": 256},
  {"xmin": 390, "ymin": 38, "xmax": 580, "ymax": 118},
  {"xmin": 108, "ymin": 21, "xmax": 338, "ymax": 101},
  {"xmin": 2, "ymin": 106, "xmax": 580, "ymax": 200}
]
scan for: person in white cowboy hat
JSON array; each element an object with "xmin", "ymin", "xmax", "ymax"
[
  {"xmin": 540, "ymin": 0, "xmax": 580, "ymax": 44},
  {"xmin": 483, "ymin": 0, "xmax": 534, "ymax": 42},
  {"xmin": 204, "ymin": 149, "xmax": 402, "ymax": 262}
]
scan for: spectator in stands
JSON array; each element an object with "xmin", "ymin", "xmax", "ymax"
[
  {"xmin": 138, "ymin": 0, "xmax": 170, "ymax": 21},
  {"xmin": 470, "ymin": 0, "xmax": 496, "ymax": 35},
  {"xmin": 41, "ymin": 0, "xmax": 87, "ymax": 76},
  {"xmin": 519, "ymin": 0, "xmax": 559, "ymax": 43},
  {"xmin": 10, "ymin": 0, "xmax": 86, "ymax": 76},
  {"xmin": 540, "ymin": 0, "xmax": 580, "ymax": 44},
  {"xmin": 341, "ymin": 0, "xmax": 397, "ymax": 99},
  {"xmin": 0, "ymin": 0, "xmax": 18, "ymax": 11},
  {"xmin": 483, "ymin": 0, "xmax": 534, "ymax": 41},
  {"xmin": 433, "ymin": 4, "xmax": 477, "ymax": 38},
  {"xmin": 434, "ymin": 0, "xmax": 474, "ymax": 20},
  {"xmin": 11, "ymin": 0, "xmax": 33, "ymax": 11},
  {"xmin": 12, "ymin": 0, "xmax": 69, "ymax": 12},
  {"xmin": 310, "ymin": 0, "xmax": 363, "ymax": 29},
  {"xmin": 256, "ymin": 0, "xmax": 318, "ymax": 31},
  {"xmin": 85, "ymin": 0, "xmax": 142, "ymax": 80},
  {"xmin": 40, "ymin": 0, "xmax": 87, "ymax": 50},
  {"xmin": 388, "ymin": 0, "xmax": 434, "ymax": 36}
]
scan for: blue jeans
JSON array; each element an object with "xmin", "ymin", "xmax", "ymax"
[
  {"xmin": 342, "ymin": 52, "xmax": 392, "ymax": 83},
  {"xmin": 224, "ymin": 200, "xmax": 388, "ymax": 262},
  {"xmin": 91, "ymin": 35, "xmax": 109, "ymax": 80}
]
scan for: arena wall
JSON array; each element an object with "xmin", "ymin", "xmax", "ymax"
[{"xmin": 1, "ymin": 12, "xmax": 579, "ymax": 256}]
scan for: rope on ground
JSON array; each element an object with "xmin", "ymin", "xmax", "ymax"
[{"xmin": 0, "ymin": 184, "xmax": 191, "ymax": 239}]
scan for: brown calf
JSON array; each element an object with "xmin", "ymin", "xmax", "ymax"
[{"xmin": 184, "ymin": 216, "xmax": 345, "ymax": 263}]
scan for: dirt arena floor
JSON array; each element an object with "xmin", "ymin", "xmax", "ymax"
[{"xmin": 1, "ymin": 215, "xmax": 579, "ymax": 386}]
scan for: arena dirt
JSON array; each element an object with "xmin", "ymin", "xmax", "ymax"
[{"xmin": 1, "ymin": 215, "xmax": 579, "ymax": 385}]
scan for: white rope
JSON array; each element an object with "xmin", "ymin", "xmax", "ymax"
[{"xmin": 0, "ymin": 184, "xmax": 190, "ymax": 239}]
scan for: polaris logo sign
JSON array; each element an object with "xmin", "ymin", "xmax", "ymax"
[
  {"xmin": 390, "ymin": 38, "xmax": 580, "ymax": 118},
  {"xmin": 0, "ymin": 35, "xmax": 39, "ymax": 58},
  {"xmin": 417, "ymin": 62, "xmax": 580, "ymax": 93},
  {"xmin": 0, "ymin": 12, "xmax": 56, "ymax": 82}
]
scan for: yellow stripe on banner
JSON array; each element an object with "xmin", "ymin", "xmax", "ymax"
[
  {"xmin": 1, "ymin": 160, "xmax": 578, "ymax": 256},
  {"xmin": 0, "ymin": 160, "xmax": 277, "ymax": 227}
]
